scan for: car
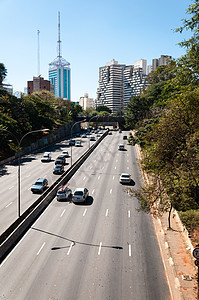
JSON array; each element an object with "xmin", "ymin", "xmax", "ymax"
[
  {"xmin": 41, "ymin": 152, "xmax": 51, "ymax": 162},
  {"xmin": 81, "ymin": 133, "xmax": 87, "ymax": 138},
  {"xmin": 31, "ymin": 178, "xmax": 48, "ymax": 193},
  {"xmin": 61, "ymin": 150, "xmax": 69, "ymax": 158},
  {"xmin": 76, "ymin": 133, "xmax": 80, "ymax": 137},
  {"xmin": 119, "ymin": 129, "xmax": 122, "ymax": 133},
  {"xmin": 69, "ymin": 139, "xmax": 75, "ymax": 146},
  {"xmin": 118, "ymin": 144, "xmax": 125, "ymax": 150},
  {"xmin": 96, "ymin": 133, "xmax": 100, "ymax": 137},
  {"xmin": 72, "ymin": 188, "xmax": 89, "ymax": 203},
  {"xmin": 55, "ymin": 155, "xmax": 66, "ymax": 165},
  {"xmin": 75, "ymin": 140, "xmax": 82, "ymax": 147},
  {"xmin": 57, "ymin": 184, "xmax": 72, "ymax": 201},
  {"xmin": 53, "ymin": 164, "xmax": 64, "ymax": 174},
  {"xmin": 90, "ymin": 136, "xmax": 95, "ymax": 141},
  {"xmin": 108, "ymin": 131, "xmax": 112, "ymax": 135},
  {"xmin": 123, "ymin": 135, "xmax": 128, "ymax": 140},
  {"xmin": 119, "ymin": 173, "xmax": 131, "ymax": 184}
]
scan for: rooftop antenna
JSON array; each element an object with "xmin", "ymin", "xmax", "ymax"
[
  {"xmin": 37, "ymin": 29, "xmax": 40, "ymax": 76},
  {"xmin": 57, "ymin": 11, "xmax": 61, "ymax": 60}
]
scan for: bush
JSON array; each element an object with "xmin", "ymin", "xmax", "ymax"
[{"xmin": 178, "ymin": 210, "xmax": 199, "ymax": 232}]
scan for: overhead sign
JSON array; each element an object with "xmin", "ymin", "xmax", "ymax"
[{"xmin": 193, "ymin": 248, "xmax": 199, "ymax": 259}]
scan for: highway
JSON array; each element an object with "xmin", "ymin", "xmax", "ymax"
[{"xmin": 0, "ymin": 131, "xmax": 171, "ymax": 299}]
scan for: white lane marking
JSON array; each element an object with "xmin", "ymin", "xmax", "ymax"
[
  {"xmin": 92, "ymin": 189, "xmax": 95, "ymax": 195},
  {"xmin": 83, "ymin": 208, "xmax": 87, "ymax": 216},
  {"xmin": 98, "ymin": 175, "xmax": 101, "ymax": 180},
  {"xmin": 165, "ymin": 242, "xmax": 168, "ymax": 249},
  {"xmin": 106, "ymin": 209, "xmax": 109, "ymax": 217},
  {"xmin": 127, "ymin": 167, "xmax": 129, "ymax": 170},
  {"xmin": 8, "ymin": 186, "xmax": 14, "ymax": 190},
  {"xmin": 37, "ymin": 242, "xmax": 45, "ymax": 255},
  {"xmin": 98, "ymin": 242, "xmax": 102, "ymax": 255},
  {"xmin": 67, "ymin": 242, "xmax": 73, "ymax": 255},
  {"xmin": 115, "ymin": 166, "xmax": 117, "ymax": 169},
  {"xmin": 26, "ymin": 174, "xmax": 31, "ymax": 177},
  {"xmin": 116, "ymin": 159, "xmax": 118, "ymax": 162},
  {"xmin": 110, "ymin": 189, "xmax": 112, "ymax": 194},
  {"xmin": 112, "ymin": 176, "xmax": 115, "ymax": 180},
  {"xmin": 5, "ymin": 202, "xmax": 13, "ymax": 208},
  {"xmin": 169, "ymin": 257, "xmax": 174, "ymax": 266},
  {"xmin": 60, "ymin": 209, "xmax": 66, "ymax": 217},
  {"xmin": 128, "ymin": 210, "xmax": 131, "ymax": 218},
  {"xmin": 83, "ymin": 176, "xmax": 86, "ymax": 180},
  {"xmin": 129, "ymin": 244, "xmax": 132, "ymax": 257}
]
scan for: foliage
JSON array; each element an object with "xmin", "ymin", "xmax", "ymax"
[
  {"xmin": 96, "ymin": 105, "xmax": 112, "ymax": 113},
  {"xmin": 0, "ymin": 63, "xmax": 7, "ymax": 86},
  {"xmin": 178, "ymin": 210, "xmax": 199, "ymax": 233}
]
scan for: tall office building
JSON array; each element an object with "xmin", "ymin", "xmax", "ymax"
[
  {"xmin": 152, "ymin": 55, "xmax": 172, "ymax": 71},
  {"xmin": 96, "ymin": 60, "xmax": 125, "ymax": 113},
  {"xmin": 79, "ymin": 93, "xmax": 94, "ymax": 110},
  {"xmin": 49, "ymin": 12, "xmax": 71, "ymax": 100},
  {"xmin": 96, "ymin": 60, "xmax": 148, "ymax": 112}
]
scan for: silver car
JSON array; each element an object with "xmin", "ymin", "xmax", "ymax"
[{"xmin": 72, "ymin": 188, "xmax": 89, "ymax": 203}]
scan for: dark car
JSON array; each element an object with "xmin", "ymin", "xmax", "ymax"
[
  {"xmin": 31, "ymin": 178, "xmax": 48, "ymax": 193},
  {"xmin": 69, "ymin": 139, "xmax": 75, "ymax": 146},
  {"xmin": 123, "ymin": 135, "xmax": 127, "ymax": 140},
  {"xmin": 55, "ymin": 155, "xmax": 66, "ymax": 165},
  {"xmin": 53, "ymin": 164, "xmax": 64, "ymax": 174}
]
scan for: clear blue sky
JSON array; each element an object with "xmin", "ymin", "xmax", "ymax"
[{"xmin": 0, "ymin": 0, "xmax": 192, "ymax": 101}]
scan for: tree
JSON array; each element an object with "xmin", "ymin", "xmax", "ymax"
[
  {"xmin": 96, "ymin": 105, "xmax": 112, "ymax": 113},
  {"xmin": 0, "ymin": 63, "xmax": 7, "ymax": 86}
]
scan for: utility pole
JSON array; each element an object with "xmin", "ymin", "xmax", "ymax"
[{"xmin": 37, "ymin": 29, "xmax": 40, "ymax": 76}]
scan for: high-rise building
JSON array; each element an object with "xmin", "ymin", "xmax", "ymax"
[
  {"xmin": 27, "ymin": 76, "xmax": 54, "ymax": 95},
  {"xmin": 96, "ymin": 60, "xmax": 125, "ymax": 113},
  {"xmin": 49, "ymin": 12, "xmax": 71, "ymax": 100},
  {"xmin": 79, "ymin": 93, "xmax": 94, "ymax": 110},
  {"xmin": 152, "ymin": 55, "xmax": 172, "ymax": 71},
  {"xmin": 96, "ymin": 59, "xmax": 148, "ymax": 112},
  {"xmin": 134, "ymin": 59, "xmax": 147, "ymax": 75}
]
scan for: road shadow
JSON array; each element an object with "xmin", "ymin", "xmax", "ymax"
[
  {"xmin": 120, "ymin": 179, "xmax": 135, "ymax": 187},
  {"xmin": 73, "ymin": 196, "xmax": 94, "ymax": 206},
  {"xmin": 31, "ymin": 227, "xmax": 123, "ymax": 251}
]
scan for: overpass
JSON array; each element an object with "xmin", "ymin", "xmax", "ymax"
[{"xmin": 76, "ymin": 115, "xmax": 126, "ymax": 129}]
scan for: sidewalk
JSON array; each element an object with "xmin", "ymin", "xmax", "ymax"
[{"xmin": 153, "ymin": 211, "xmax": 197, "ymax": 299}]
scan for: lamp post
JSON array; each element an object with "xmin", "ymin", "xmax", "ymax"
[
  {"xmin": 0, "ymin": 128, "xmax": 49, "ymax": 217},
  {"xmin": 70, "ymin": 119, "xmax": 86, "ymax": 166},
  {"xmin": 88, "ymin": 115, "xmax": 99, "ymax": 148}
]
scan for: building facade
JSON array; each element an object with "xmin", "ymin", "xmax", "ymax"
[
  {"xmin": 79, "ymin": 93, "xmax": 94, "ymax": 110},
  {"xmin": 96, "ymin": 60, "xmax": 148, "ymax": 112},
  {"xmin": 152, "ymin": 55, "xmax": 172, "ymax": 71},
  {"xmin": 27, "ymin": 76, "xmax": 54, "ymax": 95}
]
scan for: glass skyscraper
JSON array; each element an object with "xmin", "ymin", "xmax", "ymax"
[{"xmin": 48, "ymin": 12, "xmax": 71, "ymax": 100}]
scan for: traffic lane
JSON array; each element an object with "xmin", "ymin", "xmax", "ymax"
[
  {"xmin": 0, "ymin": 136, "xmax": 90, "ymax": 233},
  {"xmin": 0, "ymin": 133, "xmax": 119, "ymax": 298}
]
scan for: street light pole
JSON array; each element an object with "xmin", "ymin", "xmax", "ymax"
[
  {"xmin": 0, "ymin": 128, "xmax": 49, "ymax": 217},
  {"xmin": 70, "ymin": 119, "xmax": 86, "ymax": 166}
]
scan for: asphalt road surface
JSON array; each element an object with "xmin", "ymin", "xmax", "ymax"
[{"xmin": 0, "ymin": 131, "xmax": 171, "ymax": 299}]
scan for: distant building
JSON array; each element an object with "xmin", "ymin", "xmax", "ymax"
[
  {"xmin": 48, "ymin": 12, "xmax": 71, "ymax": 100},
  {"xmin": 27, "ymin": 76, "xmax": 54, "ymax": 95},
  {"xmin": 152, "ymin": 55, "xmax": 172, "ymax": 71},
  {"xmin": 0, "ymin": 83, "xmax": 13, "ymax": 94},
  {"xmin": 96, "ymin": 59, "xmax": 148, "ymax": 112},
  {"xmin": 134, "ymin": 59, "xmax": 147, "ymax": 75},
  {"xmin": 79, "ymin": 93, "xmax": 94, "ymax": 110}
]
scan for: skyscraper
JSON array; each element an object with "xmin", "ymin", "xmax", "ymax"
[{"xmin": 49, "ymin": 12, "xmax": 71, "ymax": 100}]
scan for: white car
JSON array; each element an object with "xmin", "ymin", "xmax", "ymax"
[
  {"xmin": 57, "ymin": 184, "xmax": 72, "ymax": 201},
  {"xmin": 119, "ymin": 173, "xmax": 131, "ymax": 184},
  {"xmin": 41, "ymin": 152, "xmax": 51, "ymax": 162},
  {"xmin": 72, "ymin": 188, "xmax": 89, "ymax": 203},
  {"xmin": 118, "ymin": 144, "xmax": 125, "ymax": 151},
  {"xmin": 75, "ymin": 140, "xmax": 82, "ymax": 147}
]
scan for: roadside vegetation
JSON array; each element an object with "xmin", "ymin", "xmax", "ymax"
[{"xmin": 125, "ymin": 0, "xmax": 199, "ymax": 240}]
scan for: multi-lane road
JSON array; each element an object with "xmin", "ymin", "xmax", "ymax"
[{"xmin": 0, "ymin": 131, "xmax": 171, "ymax": 299}]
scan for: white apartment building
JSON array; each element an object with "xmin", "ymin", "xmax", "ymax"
[
  {"xmin": 79, "ymin": 93, "xmax": 94, "ymax": 110},
  {"xmin": 134, "ymin": 59, "xmax": 147, "ymax": 75},
  {"xmin": 152, "ymin": 55, "xmax": 172, "ymax": 71},
  {"xmin": 96, "ymin": 59, "xmax": 148, "ymax": 112}
]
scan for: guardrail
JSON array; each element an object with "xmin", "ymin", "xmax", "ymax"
[{"xmin": 0, "ymin": 130, "xmax": 109, "ymax": 263}]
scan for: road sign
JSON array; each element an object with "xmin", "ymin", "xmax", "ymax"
[
  {"xmin": 193, "ymin": 248, "xmax": 199, "ymax": 259},
  {"xmin": 195, "ymin": 260, "xmax": 199, "ymax": 267}
]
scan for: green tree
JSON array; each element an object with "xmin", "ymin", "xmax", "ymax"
[
  {"xmin": 0, "ymin": 63, "xmax": 7, "ymax": 86},
  {"xmin": 96, "ymin": 105, "xmax": 112, "ymax": 113}
]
